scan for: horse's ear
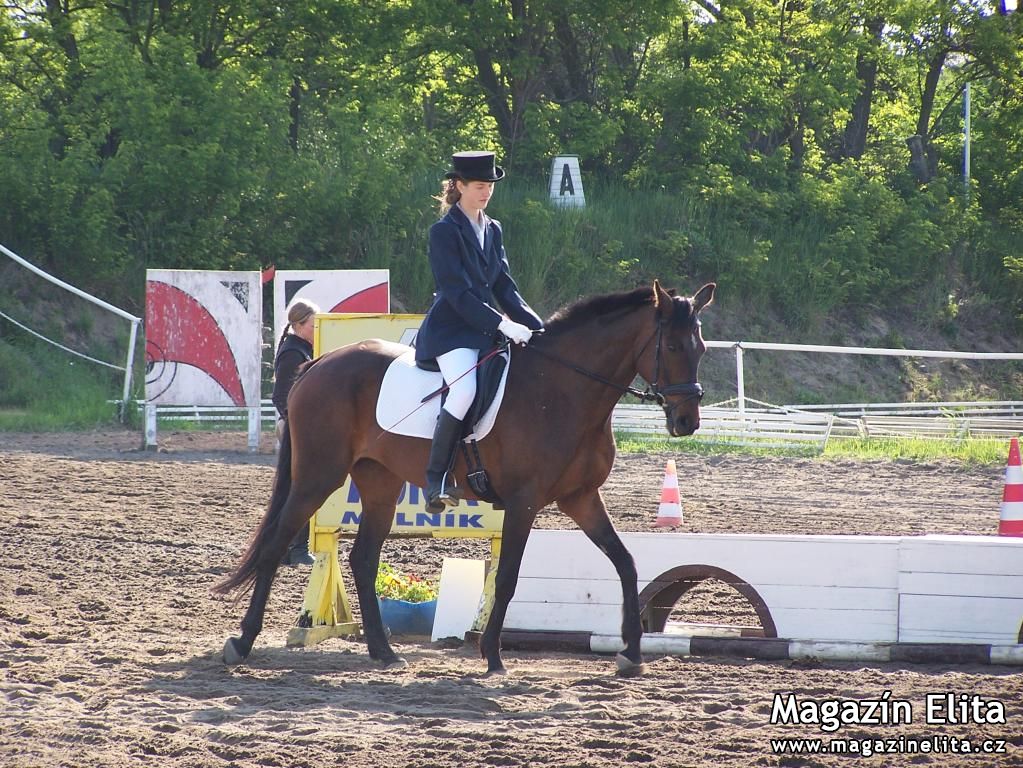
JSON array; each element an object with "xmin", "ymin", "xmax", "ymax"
[
  {"xmin": 652, "ymin": 279, "xmax": 673, "ymax": 317},
  {"xmin": 692, "ymin": 283, "xmax": 716, "ymax": 314}
]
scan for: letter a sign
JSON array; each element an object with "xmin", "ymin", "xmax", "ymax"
[{"xmin": 549, "ymin": 155, "xmax": 585, "ymax": 208}]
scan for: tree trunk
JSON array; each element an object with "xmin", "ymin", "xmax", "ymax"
[
  {"xmin": 45, "ymin": 0, "xmax": 79, "ymax": 63},
  {"xmin": 470, "ymin": 48, "xmax": 518, "ymax": 148},
  {"xmin": 917, "ymin": 49, "xmax": 947, "ymax": 139},
  {"xmin": 839, "ymin": 16, "xmax": 884, "ymax": 160},
  {"xmin": 906, "ymin": 49, "xmax": 946, "ymax": 183},
  {"xmin": 551, "ymin": 10, "xmax": 590, "ymax": 104},
  {"xmin": 289, "ymin": 78, "xmax": 301, "ymax": 153}
]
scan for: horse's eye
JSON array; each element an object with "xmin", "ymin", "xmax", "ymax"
[{"xmin": 667, "ymin": 344, "xmax": 677, "ymax": 352}]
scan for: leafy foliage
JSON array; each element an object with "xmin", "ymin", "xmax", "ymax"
[
  {"xmin": 375, "ymin": 563, "xmax": 438, "ymax": 603},
  {"xmin": 0, "ymin": 0, "xmax": 1021, "ymax": 326}
]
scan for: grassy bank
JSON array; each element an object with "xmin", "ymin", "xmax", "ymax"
[{"xmin": 0, "ymin": 337, "xmax": 125, "ymax": 431}]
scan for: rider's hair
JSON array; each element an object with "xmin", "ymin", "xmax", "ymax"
[
  {"xmin": 277, "ymin": 298, "xmax": 320, "ymax": 350},
  {"xmin": 435, "ymin": 179, "xmax": 461, "ymax": 215}
]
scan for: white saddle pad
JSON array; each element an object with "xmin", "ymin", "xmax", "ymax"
[{"xmin": 375, "ymin": 348, "xmax": 509, "ymax": 441}]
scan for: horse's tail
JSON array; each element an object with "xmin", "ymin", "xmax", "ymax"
[{"xmin": 212, "ymin": 421, "xmax": 294, "ymax": 597}]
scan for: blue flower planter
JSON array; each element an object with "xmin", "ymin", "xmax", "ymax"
[{"xmin": 378, "ymin": 597, "xmax": 438, "ymax": 636}]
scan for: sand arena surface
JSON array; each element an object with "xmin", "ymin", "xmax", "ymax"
[{"xmin": 2, "ymin": 429, "xmax": 1021, "ymax": 767}]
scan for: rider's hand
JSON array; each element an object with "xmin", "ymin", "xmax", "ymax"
[{"xmin": 498, "ymin": 318, "xmax": 533, "ymax": 345}]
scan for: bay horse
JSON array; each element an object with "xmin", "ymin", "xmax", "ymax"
[{"xmin": 215, "ymin": 280, "xmax": 715, "ymax": 676}]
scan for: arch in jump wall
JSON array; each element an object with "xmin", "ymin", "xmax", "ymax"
[{"xmin": 638, "ymin": 563, "xmax": 778, "ymax": 638}]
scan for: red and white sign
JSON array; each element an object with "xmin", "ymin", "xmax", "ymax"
[{"xmin": 145, "ymin": 270, "xmax": 262, "ymax": 407}]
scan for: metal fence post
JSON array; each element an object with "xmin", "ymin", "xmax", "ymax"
[{"xmin": 735, "ymin": 342, "xmax": 746, "ymax": 426}]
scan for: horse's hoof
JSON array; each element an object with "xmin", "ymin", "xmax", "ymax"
[
  {"xmin": 484, "ymin": 664, "xmax": 507, "ymax": 678},
  {"xmin": 381, "ymin": 656, "xmax": 408, "ymax": 670},
  {"xmin": 615, "ymin": 652, "xmax": 645, "ymax": 678},
  {"xmin": 223, "ymin": 637, "xmax": 247, "ymax": 666}
]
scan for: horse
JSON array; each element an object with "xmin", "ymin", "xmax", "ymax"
[{"xmin": 214, "ymin": 280, "xmax": 715, "ymax": 676}]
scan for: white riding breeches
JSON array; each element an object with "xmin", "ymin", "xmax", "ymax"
[{"xmin": 436, "ymin": 347, "xmax": 479, "ymax": 421}]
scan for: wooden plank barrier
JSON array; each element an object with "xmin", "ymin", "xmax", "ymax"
[
  {"xmin": 898, "ymin": 535, "xmax": 1023, "ymax": 645},
  {"xmin": 503, "ymin": 530, "xmax": 1023, "ymax": 665}
]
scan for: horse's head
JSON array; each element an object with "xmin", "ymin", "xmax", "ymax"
[{"xmin": 642, "ymin": 280, "xmax": 716, "ymax": 437}]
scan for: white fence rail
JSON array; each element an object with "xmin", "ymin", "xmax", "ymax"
[
  {"xmin": 614, "ymin": 404, "xmax": 835, "ymax": 451},
  {"xmin": 138, "ymin": 400, "xmax": 279, "ymax": 425},
  {"xmin": 705, "ymin": 339, "xmax": 1023, "ymax": 426},
  {"xmin": 614, "ymin": 400, "xmax": 1023, "ymax": 451},
  {"xmin": 136, "ymin": 339, "xmax": 1023, "ymax": 452},
  {"xmin": 140, "ymin": 397, "xmax": 1023, "ymax": 453}
]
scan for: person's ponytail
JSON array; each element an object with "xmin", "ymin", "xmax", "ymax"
[{"xmin": 435, "ymin": 179, "xmax": 461, "ymax": 215}]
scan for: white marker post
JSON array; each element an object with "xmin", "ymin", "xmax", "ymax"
[{"xmin": 549, "ymin": 155, "xmax": 585, "ymax": 208}]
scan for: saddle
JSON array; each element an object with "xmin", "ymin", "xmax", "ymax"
[
  {"xmin": 415, "ymin": 349, "xmax": 507, "ymax": 433},
  {"xmin": 375, "ymin": 347, "xmax": 509, "ymax": 443}
]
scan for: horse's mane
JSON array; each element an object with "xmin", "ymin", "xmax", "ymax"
[{"xmin": 542, "ymin": 285, "xmax": 688, "ymax": 337}]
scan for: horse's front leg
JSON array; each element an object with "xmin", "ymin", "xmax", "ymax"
[
  {"xmin": 480, "ymin": 499, "xmax": 540, "ymax": 676},
  {"xmin": 557, "ymin": 488, "xmax": 644, "ymax": 677}
]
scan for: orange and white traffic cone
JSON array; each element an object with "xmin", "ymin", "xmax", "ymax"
[
  {"xmin": 999, "ymin": 437, "xmax": 1023, "ymax": 537},
  {"xmin": 655, "ymin": 458, "xmax": 683, "ymax": 527}
]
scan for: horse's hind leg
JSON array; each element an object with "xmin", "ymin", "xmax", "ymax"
[
  {"xmin": 224, "ymin": 482, "xmax": 341, "ymax": 664},
  {"xmin": 557, "ymin": 489, "xmax": 644, "ymax": 677},
  {"xmin": 347, "ymin": 460, "xmax": 406, "ymax": 667}
]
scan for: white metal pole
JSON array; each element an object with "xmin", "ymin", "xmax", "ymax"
[
  {"xmin": 145, "ymin": 404, "xmax": 158, "ymax": 449},
  {"xmin": 0, "ymin": 243, "xmax": 140, "ymax": 323},
  {"xmin": 248, "ymin": 406, "xmax": 260, "ymax": 452},
  {"xmin": 964, "ymin": 82, "xmax": 971, "ymax": 195},
  {"xmin": 121, "ymin": 318, "xmax": 140, "ymax": 421},
  {"xmin": 735, "ymin": 344, "xmax": 746, "ymax": 425}
]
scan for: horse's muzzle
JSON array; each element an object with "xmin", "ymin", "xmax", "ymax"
[
  {"xmin": 666, "ymin": 413, "xmax": 700, "ymax": 437},
  {"xmin": 661, "ymin": 388, "xmax": 702, "ymax": 437}
]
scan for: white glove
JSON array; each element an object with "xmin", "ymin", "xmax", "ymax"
[{"xmin": 498, "ymin": 318, "xmax": 533, "ymax": 345}]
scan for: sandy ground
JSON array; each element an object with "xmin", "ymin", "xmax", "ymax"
[{"xmin": 2, "ymin": 429, "xmax": 1022, "ymax": 767}]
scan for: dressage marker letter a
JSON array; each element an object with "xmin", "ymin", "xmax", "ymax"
[
  {"xmin": 548, "ymin": 155, "xmax": 585, "ymax": 208},
  {"xmin": 559, "ymin": 164, "xmax": 575, "ymax": 196}
]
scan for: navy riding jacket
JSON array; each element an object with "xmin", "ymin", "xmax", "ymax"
[{"xmin": 414, "ymin": 205, "xmax": 543, "ymax": 362}]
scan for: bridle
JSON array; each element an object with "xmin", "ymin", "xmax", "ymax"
[
  {"xmin": 522, "ymin": 308, "xmax": 704, "ymax": 418},
  {"xmin": 643, "ymin": 317, "xmax": 705, "ymax": 412}
]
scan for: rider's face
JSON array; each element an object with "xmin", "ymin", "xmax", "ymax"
[{"xmin": 457, "ymin": 180, "xmax": 495, "ymax": 212}]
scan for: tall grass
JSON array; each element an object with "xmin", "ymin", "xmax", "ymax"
[
  {"xmin": 0, "ymin": 338, "xmax": 124, "ymax": 430},
  {"xmin": 348, "ymin": 172, "xmax": 1013, "ymax": 339}
]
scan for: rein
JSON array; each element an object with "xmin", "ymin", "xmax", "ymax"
[
  {"xmin": 523, "ymin": 318, "xmax": 704, "ymax": 409},
  {"xmin": 524, "ymin": 341, "xmax": 663, "ymax": 404}
]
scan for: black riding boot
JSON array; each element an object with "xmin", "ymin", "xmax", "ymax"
[
  {"xmin": 282, "ymin": 525, "xmax": 315, "ymax": 567},
  {"xmin": 425, "ymin": 409, "xmax": 464, "ymax": 512}
]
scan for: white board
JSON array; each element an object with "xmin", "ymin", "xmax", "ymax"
[
  {"xmin": 432, "ymin": 558, "xmax": 486, "ymax": 642},
  {"xmin": 899, "ymin": 594, "xmax": 1023, "ymax": 644},
  {"xmin": 504, "ymin": 530, "xmax": 1023, "ymax": 646}
]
